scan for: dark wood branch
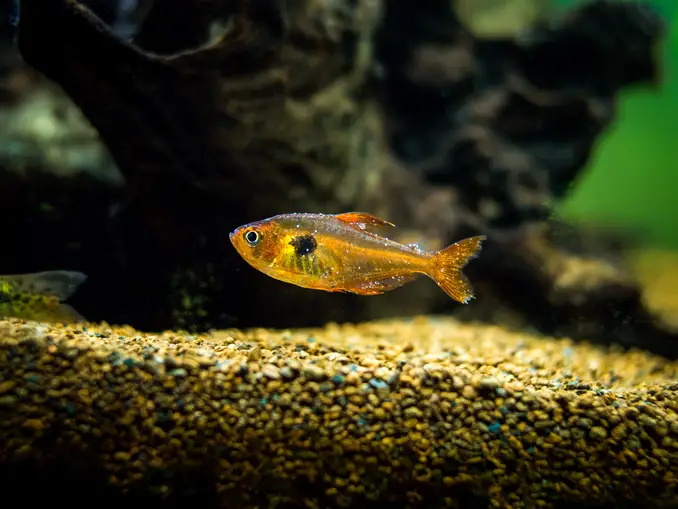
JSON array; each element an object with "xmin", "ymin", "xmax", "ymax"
[{"xmin": 9, "ymin": 0, "xmax": 677, "ymax": 358}]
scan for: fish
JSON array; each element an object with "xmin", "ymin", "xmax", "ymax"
[
  {"xmin": 0, "ymin": 270, "xmax": 88, "ymax": 324},
  {"xmin": 229, "ymin": 212, "xmax": 486, "ymax": 303}
]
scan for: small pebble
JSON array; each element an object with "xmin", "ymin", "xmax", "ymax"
[
  {"xmin": 590, "ymin": 426, "xmax": 608, "ymax": 440},
  {"xmin": 462, "ymin": 385, "xmax": 477, "ymax": 399},
  {"xmin": 303, "ymin": 365, "xmax": 326, "ymax": 381},
  {"xmin": 0, "ymin": 380, "xmax": 16, "ymax": 394},
  {"xmin": 262, "ymin": 365, "xmax": 280, "ymax": 379}
]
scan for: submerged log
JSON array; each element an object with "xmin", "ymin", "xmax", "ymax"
[{"xmin": 5, "ymin": 0, "xmax": 676, "ymax": 357}]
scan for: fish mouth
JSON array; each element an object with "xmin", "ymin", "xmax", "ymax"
[{"xmin": 228, "ymin": 231, "xmax": 236, "ymax": 244}]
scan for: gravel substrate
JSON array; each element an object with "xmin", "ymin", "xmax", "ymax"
[{"xmin": 0, "ymin": 316, "xmax": 677, "ymax": 509}]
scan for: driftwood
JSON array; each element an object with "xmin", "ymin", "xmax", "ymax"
[{"xmin": 4, "ymin": 0, "xmax": 677, "ymax": 357}]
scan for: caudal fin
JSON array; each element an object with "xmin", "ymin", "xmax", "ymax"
[{"xmin": 427, "ymin": 236, "xmax": 486, "ymax": 304}]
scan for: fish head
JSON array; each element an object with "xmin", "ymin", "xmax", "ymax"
[{"xmin": 229, "ymin": 217, "xmax": 284, "ymax": 269}]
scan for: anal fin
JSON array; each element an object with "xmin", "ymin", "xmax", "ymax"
[
  {"xmin": 27, "ymin": 303, "xmax": 86, "ymax": 324},
  {"xmin": 343, "ymin": 273, "xmax": 418, "ymax": 296}
]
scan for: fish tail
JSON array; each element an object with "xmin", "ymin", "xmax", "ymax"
[{"xmin": 426, "ymin": 236, "xmax": 486, "ymax": 304}]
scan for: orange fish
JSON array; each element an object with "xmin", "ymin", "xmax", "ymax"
[{"xmin": 229, "ymin": 212, "xmax": 486, "ymax": 303}]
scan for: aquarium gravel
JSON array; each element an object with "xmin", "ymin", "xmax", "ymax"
[{"xmin": 0, "ymin": 316, "xmax": 677, "ymax": 508}]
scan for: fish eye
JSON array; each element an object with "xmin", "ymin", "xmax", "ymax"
[{"xmin": 244, "ymin": 229, "xmax": 262, "ymax": 247}]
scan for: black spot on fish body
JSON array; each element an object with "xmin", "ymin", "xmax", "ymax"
[{"xmin": 290, "ymin": 234, "xmax": 318, "ymax": 257}]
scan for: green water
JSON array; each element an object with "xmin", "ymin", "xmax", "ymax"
[{"xmin": 553, "ymin": 0, "xmax": 678, "ymax": 248}]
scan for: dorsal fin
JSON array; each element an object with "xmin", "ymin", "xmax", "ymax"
[{"xmin": 334, "ymin": 212, "xmax": 396, "ymax": 231}]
